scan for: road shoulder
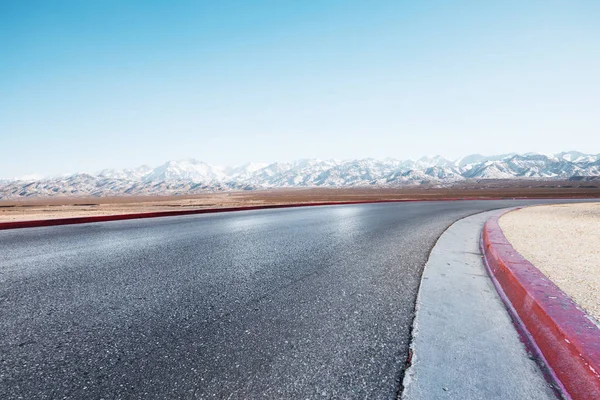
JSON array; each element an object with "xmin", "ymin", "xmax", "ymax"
[{"xmin": 402, "ymin": 209, "xmax": 557, "ymax": 399}]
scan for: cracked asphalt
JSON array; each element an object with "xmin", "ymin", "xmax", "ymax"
[{"xmin": 0, "ymin": 200, "xmax": 580, "ymax": 399}]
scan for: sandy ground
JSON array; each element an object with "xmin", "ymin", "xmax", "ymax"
[
  {"xmin": 1, "ymin": 185, "xmax": 599, "ymax": 223},
  {"xmin": 0, "ymin": 189, "xmax": 424, "ymax": 222},
  {"xmin": 0, "ymin": 195, "xmax": 267, "ymax": 222},
  {"xmin": 500, "ymin": 203, "xmax": 600, "ymax": 322}
]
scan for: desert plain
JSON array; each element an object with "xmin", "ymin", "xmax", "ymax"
[{"xmin": 1, "ymin": 179, "xmax": 599, "ymax": 223}]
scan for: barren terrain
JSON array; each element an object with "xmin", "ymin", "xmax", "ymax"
[
  {"xmin": 500, "ymin": 203, "xmax": 600, "ymax": 322},
  {"xmin": 1, "ymin": 181, "xmax": 599, "ymax": 223}
]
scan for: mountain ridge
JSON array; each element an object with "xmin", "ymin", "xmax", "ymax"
[{"xmin": 2, "ymin": 151, "xmax": 599, "ymax": 199}]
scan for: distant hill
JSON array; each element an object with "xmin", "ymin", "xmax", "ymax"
[{"xmin": 2, "ymin": 152, "xmax": 599, "ymax": 199}]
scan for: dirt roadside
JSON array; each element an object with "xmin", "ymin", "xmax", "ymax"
[
  {"xmin": 2, "ymin": 186, "xmax": 599, "ymax": 223},
  {"xmin": 499, "ymin": 203, "xmax": 600, "ymax": 322}
]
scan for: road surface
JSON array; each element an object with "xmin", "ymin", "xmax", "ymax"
[{"xmin": 0, "ymin": 200, "xmax": 579, "ymax": 399}]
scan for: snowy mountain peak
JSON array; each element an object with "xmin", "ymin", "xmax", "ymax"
[
  {"xmin": 1, "ymin": 151, "xmax": 598, "ymax": 199},
  {"xmin": 144, "ymin": 159, "xmax": 226, "ymax": 182}
]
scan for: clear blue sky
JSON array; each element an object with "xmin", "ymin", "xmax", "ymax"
[{"xmin": 1, "ymin": 0, "xmax": 599, "ymax": 178}]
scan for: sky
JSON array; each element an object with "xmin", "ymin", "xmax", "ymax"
[{"xmin": 1, "ymin": 0, "xmax": 599, "ymax": 178}]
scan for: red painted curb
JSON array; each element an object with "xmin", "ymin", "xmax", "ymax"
[
  {"xmin": 4, "ymin": 196, "xmax": 587, "ymax": 231},
  {"xmin": 481, "ymin": 210, "xmax": 600, "ymax": 400},
  {"xmin": 0, "ymin": 198, "xmax": 488, "ymax": 231},
  {"xmin": 2, "ymin": 196, "xmax": 592, "ymax": 231}
]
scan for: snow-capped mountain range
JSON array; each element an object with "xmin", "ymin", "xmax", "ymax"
[{"xmin": 2, "ymin": 151, "xmax": 599, "ymax": 199}]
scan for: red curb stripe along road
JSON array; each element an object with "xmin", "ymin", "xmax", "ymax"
[
  {"xmin": 1, "ymin": 196, "xmax": 590, "ymax": 231},
  {"xmin": 0, "ymin": 198, "xmax": 495, "ymax": 231},
  {"xmin": 482, "ymin": 209, "xmax": 600, "ymax": 400}
]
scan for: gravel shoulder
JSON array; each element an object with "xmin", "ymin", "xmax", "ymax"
[{"xmin": 499, "ymin": 203, "xmax": 600, "ymax": 322}]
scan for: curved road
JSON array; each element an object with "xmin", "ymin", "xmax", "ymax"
[{"xmin": 0, "ymin": 200, "xmax": 576, "ymax": 399}]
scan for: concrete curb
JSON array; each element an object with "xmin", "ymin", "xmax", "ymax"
[
  {"xmin": 0, "ymin": 198, "xmax": 485, "ymax": 231},
  {"xmin": 481, "ymin": 209, "xmax": 600, "ymax": 400},
  {"xmin": 402, "ymin": 210, "xmax": 558, "ymax": 400}
]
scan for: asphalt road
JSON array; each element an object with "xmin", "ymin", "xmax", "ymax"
[{"xmin": 0, "ymin": 200, "xmax": 582, "ymax": 399}]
